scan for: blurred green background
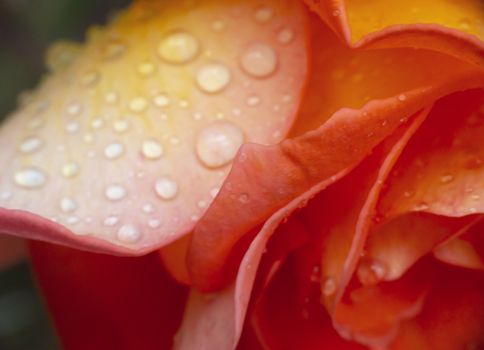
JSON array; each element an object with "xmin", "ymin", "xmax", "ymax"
[{"xmin": 0, "ymin": 0, "xmax": 129, "ymax": 349}]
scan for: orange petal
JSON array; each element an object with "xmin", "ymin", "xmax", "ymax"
[
  {"xmin": 29, "ymin": 241, "xmax": 188, "ymax": 350},
  {"xmin": 188, "ymin": 19, "xmax": 484, "ymax": 291},
  {"xmin": 0, "ymin": 235, "xmax": 26, "ymax": 271},
  {"xmin": 0, "ymin": 0, "xmax": 309, "ymax": 254},
  {"xmin": 306, "ymin": 0, "xmax": 484, "ymax": 67}
]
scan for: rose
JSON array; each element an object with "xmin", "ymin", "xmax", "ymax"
[{"xmin": 1, "ymin": 0, "xmax": 483, "ymax": 348}]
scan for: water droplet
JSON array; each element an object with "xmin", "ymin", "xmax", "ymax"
[
  {"xmin": 322, "ymin": 277, "xmax": 336, "ymax": 296},
  {"xmin": 142, "ymin": 203, "xmax": 156, "ymax": 214},
  {"xmin": 155, "ymin": 177, "xmax": 178, "ymax": 200},
  {"xmin": 27, "ymin": 118, "xmax": 44, "ymax": 130},
  {"xmin": 19, "ymin": 137, "xmax": 43, "ymax": 154},
  {"xmin": 357, "ymin": 259, "xmax": 387, "ymax": 286},
  {"xmin": 153, "ymin": 93, "xmax": 170, "ymax": 107},
  {"xmin": 240, "ymin": 43, "xmax": 277, "ymax": 78},
  {"xmin": 414, "ymin": 202, "xmax": 429, "ymax": 211},
  {"xmin": 158, "ymin": 31, "xmax": 200, "ymax": 64},
  {"xmin": 211, "ymin": 20, "xmax": 225, "ymax": 32},
  {"xmin": 67, "ymin": 216, "xmax": 80, "ymax": 225},
  {"xmin": 61, "ymin": 161, "xmax": 80, "ymax": 178},
  {"xmin": 104, "ymin": 142, "xmax": 124, "ymax": 159},
  {"xmin": 277, "ymin": 28, "xmax": 294, "ymax": 44},
  {"xmin": 196, "ymin": 63, "xmax": 231, "ymax": 93},
  {"xmin": 440, "ymin": 174, "xmax": 454, "ymax": 184},
  {"xmin": 246, "ymin": 95, "xmax": 261, "ymax": 106},
  {"xmin": 104, "ymin": 215, "xmax": 119, "ymax": 227},
  {"xmin": 65, "ymin": 121, "xmax": 80, "ymax": 134},
  {"xmin": 238, "ymin": 193, "xmax": 250, "ymax": 203},
  {"xmin": 90, "ymin": 118, "xmax": 104, "ymax": 129},
  {"xmin": 14, "ymin": 167, "xmax": 46, "ymax": 189},
  {"xmin": 66, "ymin": 102, "xmax": 82, "ymax": 116},
  {"xmin": 60, "ymin": 197, "xmax": 77, "ymax": 213},
  {"xmin": 254, "ymin": 6, "xmax": 273, "ymax": 23},
  {"xmin": 196, "ymin": 121, "xmax": 245, "ymax": 168},
  {"xmin": 137, "ymin": 61, "xmax": 155, "ymax": 77},
  {"xmin": 398, "ymin": 94, "xmax": 407, "ymax": 102},
  {"xmin": 129, "ymin": 97, "xmax": 148, "ymax": 113},
  {"xmin": 103, "ymin": 41, "xmax": 126, "ymax": 60},
  {"xmin": 105, "ymin": 91, "xmax": 119, "ymax": 104},
  {"xmin": 117, "ymin": 224, "xmax": 141, "ymax": 243},
  {"xmin": 141, "ymin": 139, "xmax": 164, "ymax": 160},
  {"xmin": 113, "ymin": 119, "xmax": 130, "ymax": 133},
  {"xmin": 81, "ymin": 71, "xmax": 100, "ymax": 87},
  {"xmin": 105, "ymin": 185, "xmax": 127, "ymax": 201},
  {"xmin": 148, "ymin": 219, "xmax": 161, "ymax": 229}
]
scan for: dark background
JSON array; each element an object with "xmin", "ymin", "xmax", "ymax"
[{"xmin": 0, "ymin": 1, "xmax": 129, "ymax": 349}]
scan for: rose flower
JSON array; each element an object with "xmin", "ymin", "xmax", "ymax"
[{"xmin": 0, "ymin": 0, "xmax": 483, "ymax": 349}]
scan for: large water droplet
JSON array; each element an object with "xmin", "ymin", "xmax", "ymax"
[
  {"xmin": 196, "ymin": 63, "xmax": 231, "ymax": 93},
  {"xmin": 14, "ymin": 167, "xmax": 47, "ymax": 189},
  {"xmin": 196, "ymin": 121, "xmax": 245, "ymax": 168},
  {"xmin": 158, "ymin": 31, "xmax": 200, "ymax": 64},
  {"xmin": 117, "ymin": 224, "xmax": 141, "ymax": 243},
  {"xmin": 240, "ymin": 43, "xmax": 277, "ymax": 78}
]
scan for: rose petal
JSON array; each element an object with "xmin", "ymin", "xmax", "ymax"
[
  {"xmin": 0, "ymin": 0, "xmax": 309, "ymax": 253},
  {"xmin": 29, "ymin": 241, "xmax": 188, "ymax": 350},
  {"xmin": 188, "ymin": 19, "xmax": 484, "ymax": 291}
]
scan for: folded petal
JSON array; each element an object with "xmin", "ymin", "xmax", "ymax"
[
  {"xmin": 29, "ymin": 241, "xmax": 188, "ymax": 350},
  {"xmin": 188, "ymin": 17, "xmax": 484, "ymax": 291},
  {"xmin": 0, "ymin": 0, "xmax": 309, "ymax": 254}
]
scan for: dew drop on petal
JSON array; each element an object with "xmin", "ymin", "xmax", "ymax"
[
  {"xmin": 113, "ymin": 119, "xmax": 130, "ymax": 133},
  {"xmin": 129, "ymin": 97, "xmax": 148, "ymax": 113},
  {"xmin": 19, "ymin": 137, "xmax": 43, "ymax": 154},
  {"xmin": 153, "ymin": 93, "xmax": 170, "ymax": 107},
  {"xmin": 196, "ymin": 121, "xmax": 244, "ymax": 168},
  {"xmin": 239, "ymin": 43, "xmax": 277, "ymax": 78},
  {"xmin": 117, "ymin": 224, "xmax": 141, "ymax": 243},
  {"xmin": 104, "ymin": 215, "xmax": 120, "ymax": 227},
  {"xmin": 61, "ymin": 161, "xmax": 80, "ymax": 178},
  {"xmin": 60, "ymin": 197, "xmax": 77, "ymax": 213},
  {"xmin": 141, "ymin": 139, "xmax": 164, "ymax": 160},
  {"xmin": 148, "ymin": 219, "xmax": 161, "ymax": 229},
  {"xmin": 104, "ymin": 142, "xmax": 124, "ymax": 159},
  {"xmin": 277, "ymin": 28, "xmax": 294, "ymax": 44},
  {"xmin": 158, "ymin": 31, "xmax": 200, "ymax": 64},
  {"xmin": 155, "ymin": 177, "xmax": 179, "ymax": 200},
  {"xmin": 322, "ymin": 277, "xmax": 336, "ymax": 296},
  {"xmin": 105, "ymin": 185, "xmax": 127, "ymax": 201},
  {"xmin": 14, "ymin": 167, "xmax": 47, "ymax": 189},
  {"xmin": 254, "ymin": 6, "xmax": 273, "ymax": 23},
  {"xmin": 196, "ymin": 63, "xmax": 231, "ymax": 93}
]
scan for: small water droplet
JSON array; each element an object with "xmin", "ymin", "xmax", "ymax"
[
  {"xmin": 277, "ymin": 28, "xmax": 294, "ymax": 44},
  {"xmin": 142, "ymin": 203, "xmax": 156, "ymax": 214},
  {"xmin": 238, "ymin": 193, "xmax": 250, "ymax": 203},
  {"xmin": 153, "ymin": 93, "xmax": 170, "ymax": 107},
  {"xmin": 61, "ymin": 161, "xmax": 80, "ymax": 178},
  {"xmin": 117, "ymin": 224, "xmax": 141, "ymax": 243},
  {"xmin": 129, "ymin": 97, "xmax": 148, "ymax": 113},
  {"xmin": 19, "ymin": 137, "xmax": 43, "ymax": 154},
  {"xmin": 211, "ymin": 20, "xmax": 225, "ymax": 32},
  {"xmin": 104, "ymin": 215, "xmax": 120, "ymax": 227},
  {"xmin": 158, "ymin": 31, "xmax": 200, "ymax": 64},
  {"xmin": 155, "ymin": 177, "xmax": 179, "ymax": 200},
  {"xmin": 240, "ymin": 43, "xmax": 277, "ymax": 78},
  {"xmin": 246, "ymin": 95, "xmax": 261, "ymax": 106},
  {"xmin": 148, "ymin": 219, "xmax": 161, "ymax": 229},
  {"xmin": 113, "ymin": 119, "xmax": 130, "ymax": 133},
  {"xmin": 80, "ymin": 71, "xmax": 100, "ymax": 87},
  {"xmin": 103, "ymin": 41, "xmax": 126, "ymax": 60},
  {"xmin": 196, "ymin": 63, "xmax": 231, "ymax": 93},
  {"xmin": 66, "ymin": 102, "xmax": 82, "ymax": 116},
  {"xmin": 27, "ymin": 118, "xmax": 44, "ymax": 130},
  {"xmin": 90, "ymin": 118, "xmax": 104, "ymax": 129},
  {"xmin": 67, "ymin": 216, "xmax": 80, "ymax": 225},
  {"xmin": 357, "ymin": 258, "xmax": 387, "ymax": 286},
  {"xmin": 322, "ymin": 277, "xmax": 336, "ymax": 296},
  {"xmin": 60, "ymin": 197, "xmax": 77, "ymax": 213},
  {"xmin": 137, "ymin": 61, "xmax": 155, "ymax": 76},
  {"xmin": 414, "ymin": 202, "xmax": 429, "ymax": 211},
  {"xmin": 398, "ymin": 94, "xmax": 407, "ymax": 102},
  {"xmin": 105, "ymin": 91, "xmax": 119, "ymax": 104},
  {"xmin": 104, "ymin": 142, "xmax": 124, "ymax": 159},
  {"xmin": 141, "ymin": 139, "xmax": 164, "ymax": 160},
  {"xmin": 254, "ymin": 6, "xmax": 273, "ymax": 23},
  {"xmin": 14, "ymin": 167, "xmax": 47, "ymax": 189},
  {"xmin": 196, "ymin": 121, "xmax": 245, "ymax": 168},
  {"xmin": 65, "ymin": 121, "xmax": 80, "ymax": 134},
  {"xmin": 105, "ymin": 185, "xmax": 127, "ymax": 201},
  {"xmin": 440, "ymin": 174, "xmax": 454, "ymax": 184}
]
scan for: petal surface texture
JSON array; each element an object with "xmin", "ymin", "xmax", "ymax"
[{"xmin": 0, "ymin": 0, "xmax": 309, "ymax": 253}]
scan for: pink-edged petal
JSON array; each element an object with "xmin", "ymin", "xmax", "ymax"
[{"xmin": 0, "ymin": 0, "xmax": 309, "ymax": 254}]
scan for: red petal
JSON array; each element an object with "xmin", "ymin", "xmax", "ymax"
[
  {"xmin": 0, "ymin": 235, "xmax": 26, "ymax": 271},
  {"xmin": 29, "ymin": 241, "xmax": 187, "ymax": 349}
]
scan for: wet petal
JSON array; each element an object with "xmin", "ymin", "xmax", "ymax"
[
  {"xmin": 29, "ymin": 241, "xmax": 188, "ymax": 350},
  {"xmin": 0, "ymin": 0, "xmax": 309, "ymax": 254},
  {"xmin": 188, "ymin": 18, "xmax": 484, "ymax": 291}
]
